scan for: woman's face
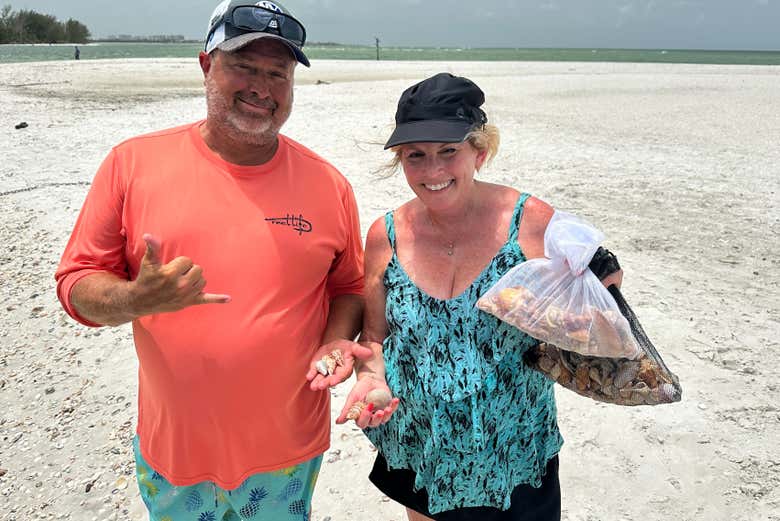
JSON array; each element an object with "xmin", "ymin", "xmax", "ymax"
[{"xmin": 399, "ymin": 141, "xmax": 487, "ymax": 212}]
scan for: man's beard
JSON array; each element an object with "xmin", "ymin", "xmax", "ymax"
[{"xmin": 204, "ymin": 76, "xmax": 291, "ymax": 146}]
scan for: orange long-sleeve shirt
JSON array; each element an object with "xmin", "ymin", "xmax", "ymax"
[{"xmin": 55, "ymin": 122, "xmax": 364, "ymax": 488}]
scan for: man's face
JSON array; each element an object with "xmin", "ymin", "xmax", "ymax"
[{"xmin": 200, "ymin": 38, "xmax": 296, "ymax": 146}]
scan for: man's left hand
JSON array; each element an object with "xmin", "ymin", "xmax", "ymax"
[{"xmin": 306, "ymin": 339, "xmax": 374, "ymax": 390}]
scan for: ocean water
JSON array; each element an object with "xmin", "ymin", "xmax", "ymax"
[{"xmin": 1, "ymin": 42, "xmax": 779, "ymax": 65}]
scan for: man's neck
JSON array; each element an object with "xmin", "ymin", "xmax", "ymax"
[{"xmin": 199, "ymin": 121, "xmax": 279, "ymax": 166}]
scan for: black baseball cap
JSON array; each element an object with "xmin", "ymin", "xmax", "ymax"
[
  {"xmin": 205, "ymin": 0, "xmax": 310, "ymax": 67},
  {"xmin": 384, "ymin": 73, "xmax": 488, "ymax": 149}
]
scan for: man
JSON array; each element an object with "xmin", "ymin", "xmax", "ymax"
[{"xmin": 55, "ymin": 1, "xmax": 368, "ymax": 519}]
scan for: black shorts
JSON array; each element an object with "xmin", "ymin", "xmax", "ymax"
[{"xmin": 369, "ymin": 453, "xmax": 561, "ymax": 521}]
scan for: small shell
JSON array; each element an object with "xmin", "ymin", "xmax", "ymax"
[
  {"xmin": 346, "ymin": 400, "xmax": 367, "ymax": 420},
  {"xmin": 329, "ymin": 349, "xmax": 344, "ymax": 367},
  {"xmin": 538, "ymin": 356, "xmax": 556, "ymax": 373},
  {"xmin": 589, "ymin": 308, "xmax": 626, "ymax": 358},
  {"xmin": 565, "ymin": 328, "xmax": 590, "ymax": 345},
  {"xmin": 658, "ymin": 383, "xmax": 681, "ymax": 403},
  {"xmin": 588, "ymin": 367, "xmax": 603, "ymax": 386},
  {"xmin": 544, "ymin": 307, "xmax": 564, "ymax": 329},
  {"xmin": 575, "ymin": 364, "xmax": 590, "ymax": 391},
  {"xmin": 317, "ymin": 349, "xmax": 345, "ymax": 376},
  {"xmin": 636, "ymin": 359, "xmax": 658, "ymax": 388},
  {"xmin": 548, "ymin": 362, "xmax": 562, "ymax": 381},
  {"xmin": 325, "ymin": 356, "xmax": 337, "ymax": 375},
  {"xmin": 558, "ymin": 364, "xmax": 573, "ymax": 385},
  {"xmin": 365, "ymin": 388, "xmax": 392, "ymax": 409},
  {"xmin": 497, "ymin": 287, "xmax": 528, "ymax": 312},
  {"xmin": 315, "ymin": 359, "xmax": 329, "ymax": 376},
  {"xmin": 614, "ymin": 361, "xmax": 641, "ymax": 389}
]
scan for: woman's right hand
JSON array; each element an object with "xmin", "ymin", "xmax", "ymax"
[{"xmin": 336, "ymin": 373, "xmax": 400, "ymax": 428}]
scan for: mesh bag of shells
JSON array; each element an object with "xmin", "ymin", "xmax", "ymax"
[
  {"xmin": 477, "ymin": 211, "xmax": 641, "ymax": 360},
  {"xmin": 522, "ymin": 249, "xmax": 681, "ymax": 406}
]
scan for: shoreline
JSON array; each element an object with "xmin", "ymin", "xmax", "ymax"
[{"xmin": 2, "ymin": 44, "xmax": 780, "ymax": 66}]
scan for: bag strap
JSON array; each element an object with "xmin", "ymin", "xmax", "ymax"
[{"xmin": 607, "ymin": 284, "xmax": 670, "ymax": 373}]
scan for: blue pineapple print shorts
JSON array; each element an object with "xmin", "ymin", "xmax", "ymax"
[{"xmin": 133, "ymin": 436, "xmax": 322, "ymax": 521}]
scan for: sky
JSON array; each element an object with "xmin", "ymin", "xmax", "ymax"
[{"xmin": 5, "ymin": 0, "xmax": 779, "ymax": 50}]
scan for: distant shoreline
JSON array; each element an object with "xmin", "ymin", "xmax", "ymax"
[{"xmin": 1, "ymin": 43, "xmax": 779, "ymax": 65}]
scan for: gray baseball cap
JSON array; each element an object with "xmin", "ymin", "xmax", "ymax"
[{"xmin": 205, "ymin": 0, "xmax": 310, "ymax": 67}]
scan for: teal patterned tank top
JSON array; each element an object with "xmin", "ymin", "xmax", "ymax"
[{"xmin": 365, "ymin": 193, "xmax": 563, "ymax": 514}]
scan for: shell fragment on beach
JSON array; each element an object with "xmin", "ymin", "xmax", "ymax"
[
  {"xmin": 525, "ymin": 342, "xmax": 682, "ymax": 406},
  {"xmin": 315, "ymin": 349, "xmax": 344, "ymax": 376}
]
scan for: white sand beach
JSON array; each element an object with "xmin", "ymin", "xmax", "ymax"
[{"xmin": 1, "ymin": 58, "xmax": 779, "ymax": 521}]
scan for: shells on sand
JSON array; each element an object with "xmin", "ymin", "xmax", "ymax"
[
  {"xmin": 525, "ymin": 342, "xmax": 682, "ymax": 406},
  {"xmin": 315, "ymin": 349, "xmax": 344, "ymax": 376}
]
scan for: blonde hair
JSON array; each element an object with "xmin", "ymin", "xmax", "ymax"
[{"xmin": 384, "ymin": 123, "xmax": 500, "ymax": 175}]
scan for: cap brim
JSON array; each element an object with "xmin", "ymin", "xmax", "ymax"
[
  {"xmin": 217, "ymin": 32, "xmax": 310, "ymax": 67},
  {"xmin": 384, "ymin": 120, "xmax": 475, "ymax": 149}
]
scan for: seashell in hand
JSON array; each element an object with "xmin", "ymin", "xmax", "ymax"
[
  {"xmin": 346, "ymin": 389, "xmax": 393, "ymax": 421},
  {"xmin": 315, "ymin": 359, "xmax": 329, "ymax": 376},
  {"xmin": 329, "ymin": 349, "xmax": 344, "ymax": 366},
  {"xmin": 346, "ymin": 400, "xmax": 368, "ymax": 420},
  {"xmin": 315, "ymin": 349, "xmax": 345, "ymax": 376},
  {"xmin": 365, "ymin": 388, "xmax": 392, "ymax": 409}
]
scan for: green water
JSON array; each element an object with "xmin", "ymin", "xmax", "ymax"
[{"xmin": 1, "ymin": 42, "xmax": 779, "ymax": 65}]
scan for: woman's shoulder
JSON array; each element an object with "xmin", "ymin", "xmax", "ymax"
[
  {"xmin": 365, "ymin": 203, "xmax": 411, "ymax": 259},
  {"xmin": 366, "ymin": 214, "xmax": 390, "ymax": 249},
  {"xmin": 479, "ymin": 182, "xmax": 520, "ymax": 202},
  {"xmin": 478, "ymin": 183, "xmax": 552, "ymax": 220},
  {"xmin": 521, "ymin": 195, "xmax": 555, "ymax": 232},
  {"xmin": 516, "ymin": 196, "xmax": 554, "ymax": 259}
]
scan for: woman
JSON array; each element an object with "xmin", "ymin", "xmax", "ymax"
[{"xmin": 339, "ymin": 73, "xmax": 619, "ymax": 520}]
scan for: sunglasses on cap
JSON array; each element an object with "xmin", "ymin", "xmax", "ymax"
[{"xmin": 211, "ymin": 4, "xmax": 306, "ymax": 48}]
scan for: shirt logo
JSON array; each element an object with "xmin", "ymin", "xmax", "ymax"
[{"xmin": 265, "ymin": 214, "xmax": 312, "ymax": 235}]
